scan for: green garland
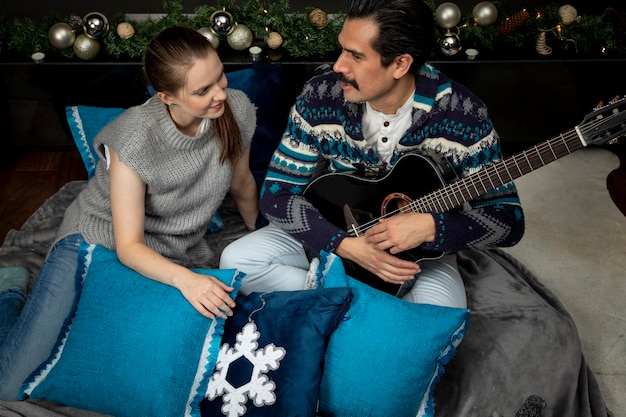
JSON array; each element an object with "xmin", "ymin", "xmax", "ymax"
[
  {"xmin": 1, "ymin": 0, "xmax": 625, "ymax": 61},
  {"xmin": 455, "ymin": 2, "xmax": 626, "ymax": 58}
]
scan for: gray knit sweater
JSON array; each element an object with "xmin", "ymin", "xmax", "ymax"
[{"xmin": 57, "ymin": 89, "xmax": 256, "ymax": 266}]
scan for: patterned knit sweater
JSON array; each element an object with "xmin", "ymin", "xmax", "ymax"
[
  {"xmin": 260, "ymin": 65, "xmax": 524, "ymax": 254},
  {"xmin": 57, "ymin": 90, "xmax": 256, "ymax": 266}
]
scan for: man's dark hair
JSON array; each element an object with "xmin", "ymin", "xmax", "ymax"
[{"xmin": 345, "ymin": 0, "xmax": 435, "ymax": 73}]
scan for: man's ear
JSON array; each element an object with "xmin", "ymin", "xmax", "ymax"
[{"xmin": 393, "ymin": 54, "xmax": 414, "ymax": 79}]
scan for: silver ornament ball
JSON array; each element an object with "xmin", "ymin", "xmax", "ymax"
[
  {"xmin": 48, "ymin": 22, "xmax": 76, "ymax": 49},
  {"xmin": 472, "ymin": 1, "xmax": 498, "ymax": 26},
  {"xmin": 435, "ymin": 2, "xmax": 462, "ymax": 29},
  {"xmin": 439, "ymin": 32, "xmax": 462, "ymax": 56},
  {"xmin": 227, "ymin": 24, "xmax": 253, "ymax": 51},
  {"xmin": 83, "ymin": 12, "xmax": 109, "ymax": 40},
  {"xmin": 73, "ymin": 33, "xmax": 100, "ymax": 60},
  {"xmin": 197, "ymin": 27, "xmax": 220, "ymax": 49},
  {"xmin": 210, "ymin": 10, "xmax": 234, "ymax": 36}
]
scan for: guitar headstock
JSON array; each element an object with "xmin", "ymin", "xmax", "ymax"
[{"xmin": 577, "ymin": 96, "xmax": 626, "ymax": 147}]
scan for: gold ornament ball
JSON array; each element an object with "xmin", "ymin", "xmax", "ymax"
[
  {"xmin": 472, "ymin": 1, "xmax": 498, "ymax": 26},
  {"xmin": 435, "ymin": 2, "xmax": 462, "ymax": 29},
  {"xmin": 558, "ymin": 4, "xmax": 578, "ymax": 24},
  {"xmin": 73, "ymin": 34, "xmax": 100, "ymax": 60},
  {"xmin": 267, "ymin": 32, "xmax": 283, "ymax": 49},
  {"xmin": 227, "ymin": 24, "xmax": 253, "ymax": 51},
  {"xmin": 197, "ymin": 27, "xmax": 220, "ymax": 49},
  {"xmin": 48, "ymin": 22, "xmax": 76, "ymax": 49},
  {"xmin": 309, "ymin": 8, "xmax": 328, "ymax": 29},
  {"xmin": 116, "ymin": 22, "xmax": 135, "ymax": 39}
]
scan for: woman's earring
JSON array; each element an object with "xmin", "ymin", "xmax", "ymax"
[{"xmin": 169, "ymin": 103, "xmax": 176, "ymax": 109}]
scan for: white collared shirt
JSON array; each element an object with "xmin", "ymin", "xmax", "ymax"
[{"xmin": 362, "ymin": 94, "xmax": 413, "ymax": 163}]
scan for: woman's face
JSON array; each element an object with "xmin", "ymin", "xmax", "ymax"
[{"xmin": 172, "ymin": 49, "xmax": 228, "ymax": 120}]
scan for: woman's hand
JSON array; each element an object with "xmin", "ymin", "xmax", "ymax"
[{"xmin": 173, "ymin": 270, "xmax": 236, "ymax": 319}]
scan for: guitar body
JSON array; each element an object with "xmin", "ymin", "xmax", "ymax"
[{"xmin": 304, "ymin": 153, "xmax": 453, "ymax": 294}]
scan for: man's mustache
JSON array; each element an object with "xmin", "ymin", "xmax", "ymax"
[{"xmin": 335, "ymin": 72, "xmax": 359, "ymax": 90}]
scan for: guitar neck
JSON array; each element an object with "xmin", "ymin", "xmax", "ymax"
[{"xmin": 412, "ymin": 128, "xmax": 585, "ymax": 213}]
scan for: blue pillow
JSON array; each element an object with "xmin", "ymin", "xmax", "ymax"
[
  {"xmin": 20, "ymin": 243, "xmax": 244, "ymax": 417},
  {"xmin": 65, "ymin": 105, "xmax": 124, "ymax": 179},
  {"xmin": 202, "ymin": 287, "xmax": 352, "ymax": 416},
  {"xmin": 315, "ymin": 252, "xmax": 469, "ymax": 417},
  {"xmin": 225, "ymin": 62, "xmax": 287, "ymax": 189},
  {"xmin": 200, "ymin": 288, "xmax": 352, "ymax": 417}
]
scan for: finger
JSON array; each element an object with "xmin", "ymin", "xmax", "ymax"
[
  {"xmin": 218, "ymin": 300, "xmax": 234, "ymax": 317},
  {"xmin": 194, "ymin": 302, "xmax": 217, "ymax": 320},
  {"xmin": 207, "ymin": 303, "xmax": 230, "ymax": 320},
  {"xmin": 205, "ymin": 294, "xmax": 233, "ymax": 318},
  {"xmin": 211, "ymin": 278, "xmax": 234, "ymax": 292},
  {"xmin": 212, "ymin": 288, "xmax": 236, "ymax": 309}
]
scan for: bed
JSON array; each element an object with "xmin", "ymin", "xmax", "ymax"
[
  {"xmin": 0, "ymin": 62, "xmax": 620, "ymax": 417},
  {"xmin": 0, "ymin": 149, "xmax": 619, "ymax": 417}
]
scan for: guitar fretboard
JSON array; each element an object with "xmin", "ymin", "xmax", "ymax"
[{"xmin": 411, "ymin": 130, "xmax": 584, "ymax": 213}]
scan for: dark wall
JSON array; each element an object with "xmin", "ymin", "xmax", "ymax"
[{"xmin": 1, "ymin": 0, "xmax": 620, "ymax": 21}]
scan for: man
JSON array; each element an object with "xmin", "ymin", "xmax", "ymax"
[{"xmin": 220, "ymin": 0, "xmax": 524, "ymax": 308}]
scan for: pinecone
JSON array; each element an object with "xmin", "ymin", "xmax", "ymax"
[
  {"xmin": 69, "ymin": 14, "xmax": 83, "ymax": 30},
  {"xmin": 496, "ymin": 9, "xmax": 530, "ymax": 37}
]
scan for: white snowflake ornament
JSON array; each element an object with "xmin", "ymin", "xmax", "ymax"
[{"xmin": 207, "ymin": 321, "xmax": 286, "ymax": 417}]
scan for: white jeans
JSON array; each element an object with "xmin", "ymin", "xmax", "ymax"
[{"xmin": 220, "ymin": 224, "xmax": 467, "ymax": 308}]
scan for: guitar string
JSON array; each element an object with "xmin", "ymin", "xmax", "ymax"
[
  {"xmin": 348, "ymin": 128, "xmax": 584, "ymax": 235},
  {"xmin": 347, "ymin": 113, "xmax": 615, "ymax": 235},
  {"xmin": 346, "ymin": 106, "xmax": 624, "ymax": 236}
]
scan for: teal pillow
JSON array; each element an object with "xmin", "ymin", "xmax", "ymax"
[
  {"xmin": 20, "ymin": 243, "xmax": 244, "ymax": 417},
  {"xmin": 315, "ymin": 251, "xmax": 469, "ymax": 417},
  {"xmin": 65, "ymin": 105, "xmax": 124, "ymax": 179}
]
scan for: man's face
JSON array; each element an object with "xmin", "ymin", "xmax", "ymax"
[{"xmin": 333, "ymin": 18, "xmax": 399, "ymax": 111}]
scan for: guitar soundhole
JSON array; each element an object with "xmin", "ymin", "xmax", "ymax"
[{"xmin": 381, "ymin": 193, "xmax": 413, "ymax": 216}]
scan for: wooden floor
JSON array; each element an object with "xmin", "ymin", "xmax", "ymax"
[
  {"xmin": 0, "ymin": 150, "xmax": 87, "ymax": 242},
  {"xmin": 0, "ymin": 147, "xmax": 624, "ymax": 244}
]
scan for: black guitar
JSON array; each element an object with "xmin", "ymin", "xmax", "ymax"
[{"xmin": 304, "ymin": 97, "xmax": 626, "ymax": 295}]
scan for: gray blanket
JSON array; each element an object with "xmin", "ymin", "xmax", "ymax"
[{"xmin": 0, "ymin": 180, "xmax": 612, "ymax": 417}]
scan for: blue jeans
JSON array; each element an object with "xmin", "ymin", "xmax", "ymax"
[
  {"xmin": 0, "ymin": 234, "xmax": 83, "ymax": 400},
  {"xmin": 220, "ymin": 224, "xmax": 467, "ymax": 308}
]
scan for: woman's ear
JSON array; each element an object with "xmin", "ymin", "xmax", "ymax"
[
  {"xmin": 393, "ymin": 54, "xmax": 414, "ymax": 79},
  {"xmin": 157, "ymin": 91, "xmax": 175, "ymax": 106}
]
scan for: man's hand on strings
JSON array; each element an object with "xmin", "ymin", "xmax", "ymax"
[{"xmin": 365, "ymin": 212, "xmax": 436, "ymax": 254}]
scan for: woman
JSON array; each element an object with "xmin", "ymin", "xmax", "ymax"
[{"xmin": 0, "ymin": 26, "xmax": 258, "ymax": 400}]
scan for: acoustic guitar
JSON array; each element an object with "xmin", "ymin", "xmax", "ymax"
[{"xmin": 304, "ymin": 97, "xmax": 626, "ymax": 294}]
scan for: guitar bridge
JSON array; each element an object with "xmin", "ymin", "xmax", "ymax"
[{"xmin": 343, "ymin": 204, "xmax": 360, "ymax": 237}]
